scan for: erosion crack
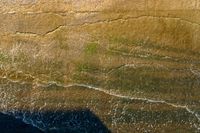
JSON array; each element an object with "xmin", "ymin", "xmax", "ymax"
[{"xmin": 13, "ymin": 15, "xmax": 200, "ymax": 36}]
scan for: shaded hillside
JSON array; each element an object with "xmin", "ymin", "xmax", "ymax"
[{"xmin": 0, "ymin": 112, "xmax": 43, "ymax": 133}]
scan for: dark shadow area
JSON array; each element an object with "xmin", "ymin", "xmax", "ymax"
[
  {"xmin": 0, "ymin": 112, "xmax": 43, "ymax": 133},
  {"xmin": 1, "ymin": 109, "xmax": 111, "ymax": 133}
]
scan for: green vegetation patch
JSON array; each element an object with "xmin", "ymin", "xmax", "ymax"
[
  {"xmin": 0, "ymin": 52, "xmax": 11, "ymax": 63},
  {"xmin": 84, "ymin": 42, "xmax": 99, "ymax": 55},
  {"xmin": 76, "ymin": 62, "xmax": 101, "ymax": 73}
]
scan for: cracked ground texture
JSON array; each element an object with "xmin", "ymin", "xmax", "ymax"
[{"xmin": 0, "ymin": 0, "xmax": 200, "ymax": 133}]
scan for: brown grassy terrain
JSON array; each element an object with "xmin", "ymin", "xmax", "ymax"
[{"xmin": 0, "ymin": 0, "xmax": 200, "ymax": 132}]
